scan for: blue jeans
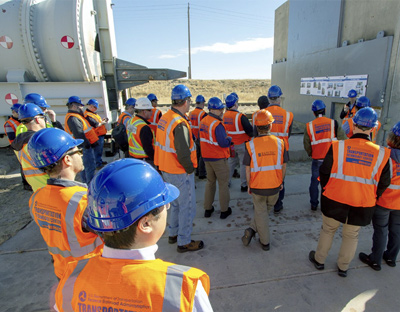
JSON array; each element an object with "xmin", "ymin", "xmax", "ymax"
[
  {"xmin": 162, "ymin": 171, "xmax": 196, "ymax": 246},
  {"xmin": 370, "ymin": 206, "xmax": 400, "ymax": 265},
  {"xmin": 274, "ymin": 181, "xmax": 285, "ymax": 210},
  {"xmin": 80, "ymin": 147, "xmax": 96, "ymax": 185},
  {"xmin": 93, "ymin": 135, "xmax": 105, "ymax": 168},
  {"xmin": 309, "ymin": 159, "xmax": 324, "ymax": 207}
]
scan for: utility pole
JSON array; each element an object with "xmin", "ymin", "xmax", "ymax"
[{"xmin": 187, "ymin": 2, "xmax": 192, "ymax": 79}]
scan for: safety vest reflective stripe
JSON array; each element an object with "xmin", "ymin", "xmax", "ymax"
[
  {"xmin": 65, "ymin": 113, "xmax": 98, "ymax": 144},
  {"xmin": 226, "ymin": 113, "xmax": 246, "ymax": 135},
  {"xmin": 84, "ymin": 111, "xmax": 107, "ymax": 136},
  {"xmin": 309, "ymin": 119, "xmax": 337, "ymax": 145},
  {"xmin": 199, "ymin": 120, "xmax": 219, "ymax": 146},
  {"xmin": 249, "ymin": 138, "xmax": 283, "ymax": 173},
  {"xmin": 18, "ymin": 146, "xmax": 48, "ymax": 191},
  {"xmin": 271, "ymin": 111, "xmax": 290, "ymax": 137},
  {"xmin": 330, "ymin": 141, "xmax": 386, "ymax": 186},
  {"xmin": 150, "ymin": 108, "xmax": 161, "ymax": 125},
  {"xmin": 128, "ymin": 118, "xmax": 148, "ymax": 157},
  {"xmin": 5, "ymin": 119, "xmax": 19, "ymax": 132},
  {"xmin": 162, "ymin": 265, "xmax": 192, "ymax": 311}
]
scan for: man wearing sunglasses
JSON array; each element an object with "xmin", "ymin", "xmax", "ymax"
[
  {"xmin": 11, "ymin": 103, "xmax": 48, "ymax": 191},
  {"xmin": 28, "ymin": 128, "xmax": 103, "ymax": 280}
]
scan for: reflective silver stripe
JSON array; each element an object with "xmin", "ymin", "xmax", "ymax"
[
  {"xmin": 127, "ymin": 119, "xmax": 147, "ymax": 157},
  {"xmin": 162, "ymin": 264, "xmax": 191, "ymax": 311},
  {"xmin": 227, "ymin": 112, "xmax": 245, "ymax": 135},
  {"xmin": 197, "ymin": 111, "xmax": 204, "ymax": 129},
  {"xmin": 200, "ymin": 120, "xmax": 219, "ymax": 146},
  {"xmin": 29, "ymin": 191, "xmax": 39, "ymax": 220},
  {"xmin": 24, "ymin": 169, "xmax": 44, "ymax": 176},
  {"xmin": 61, "ymin": 259, "xmax": 90, "ymax": 311},
  {"xmin": 308, "ymin": 121, "xmax": 316, "ymax": 143},
  {"xmin": 249, "ymin": 138, "xmax": 283, "ymax": 173},
  {"xmin": 270, "ymin": 132, "xmax": 288, "ymax": 137},
  {"xmin": 151, "ymin": 109, "xmax": 160, "ymax": 125},
  {"xmin": 331, "ymin": 141, "xmax": 383, "ymax": 186},
  {"xmin": 310, "ymin": 119, "xmax": 337, "ymax": 145},
  {"xmin": 388, "ymin": 184, "xmax": 400, "ymax": 190},
  {"xmin": 284, "ymin": 111, "xmax": 290, "ymax": 133},
  {"xmin": 311, "ymin": 138, "xmax": 337, "ymax": 145}
]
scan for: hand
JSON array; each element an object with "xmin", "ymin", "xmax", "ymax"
[
  {"xmin": 46, "ymin": 109, "xmax": 57, "ymax": 122},
  {"xmin": 279, "ymin": 184, "xmax": 284, "ymax": 191},
  {"xmin": 247, "ymin": 187, "xmax": 252, "ymax": 195},
  {"xmin": 343, "ymin": 105, "xmax": 349, "ymax": 113}
]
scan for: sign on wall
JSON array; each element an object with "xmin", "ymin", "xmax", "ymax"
[{"xmin": 300, "ymin": 75, "xmax": 368, "ymax": 97}]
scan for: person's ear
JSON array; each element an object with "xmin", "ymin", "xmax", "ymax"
[{"xmin": 137, "ymin": 216, "xmax": 153, "ymax": 234}]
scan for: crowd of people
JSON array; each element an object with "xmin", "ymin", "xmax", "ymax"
[{"xmin": 2, "ymin": 85, "xmax": 400, "ymax": 311}]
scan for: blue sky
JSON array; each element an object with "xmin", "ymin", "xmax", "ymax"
[{"xmin": 112, "ymin": 0, "xmax": 287, "ymax": 80}]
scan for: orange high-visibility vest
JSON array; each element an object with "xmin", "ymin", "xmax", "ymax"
[
  {"xmin": 3, "ymin": 118, "xmax": 20, "ymax": 144},
  {"xmin": 147, "ymin": 108, "xmax": 162, "ymax": 135},
  {"xmin": 117, "ymin": 111, "xmax": 132, "ymax": 128},
  {"xmin": 371, "ymin": 120, "xmax": 381, "ymax": 144},
  {"xmin": 265, "ymin": 105, "xmax": 293, "ymax": 149},
  {"xmin": 377, "ymin": 158, "xmax": 400, "ymax": 209},
  {"xmin": 223, "ymin": 110, "xmax": 251, "ymax": 145},
  {"xmin": 29, "ymin": 184, "xmax": 104, "ymax": 279},
  {"xmin": 65, "ymin": 113, "xmax": 99, "ymax": 144},
  {"xmin": 189, "ymin": 107, "xmax": 206, "ymax": 139},
  {"xmin": 155, "ymin": 110, "xmax": 197, "ymax": 173},
  {"xmin": 246, "ymin": 135, "xmax": 284, "ymax": 189},
  {"xmin": 323, "ymin": 139, "xmax": 390, "ymax": 207},
  {"xmin": 306, "ymin": 117, "xmax": 337, "ymax": 159},
  {"xmin": 200, "ymin": 115, "xmax": 230, "ymax": 159},
  {"xmin": 83, "ymin": 110, "xmax": 107, "ymax": 136},
  {"xmin": 17, "ymin": 143, "xmax": 49, "ymax": 191},
  {"xmin": 342, "ymin": 105, "xmax": 357, "ymax": 125},
  {"xmin": 55, "ymin": 257, "xmax": 210, "ymax": 312},
  {"xmin": 127, "ymin": 116, "xmax": 154, "ymax": 158}
]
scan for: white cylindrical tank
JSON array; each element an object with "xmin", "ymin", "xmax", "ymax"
[{"xmin": 0, "ymin": 0, "xmax": 101, "ymax": 83}]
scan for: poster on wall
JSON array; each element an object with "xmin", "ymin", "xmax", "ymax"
[{"xmin": 300, "ymin": 75, "xmax": 368, "ymax": 97}]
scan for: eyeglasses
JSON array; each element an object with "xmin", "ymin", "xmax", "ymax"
[{"xmin": 65, "ymin": 148, "xmax": 83, "ymax": 157}]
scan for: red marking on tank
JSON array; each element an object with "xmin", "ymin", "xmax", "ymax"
[
  {"xmin": 0, "ymin": 35, "xmax": 13, "ymax": 49},
  {"xmin": 5, "ymin": 93, "xmax": 18, "ymax": 105},
  {"xmin": 61, "ymin": 35, "xmax": 74, "ymax": 49}
]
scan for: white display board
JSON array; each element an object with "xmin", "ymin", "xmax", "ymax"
[{"xmin": 300, "ymin": 75, "xmax": 368, "ymax": 97}]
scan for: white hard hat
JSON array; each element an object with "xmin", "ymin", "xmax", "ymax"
[{"xmin": 135, "ymin": 97, "xmax": 152, "ymax": 110}]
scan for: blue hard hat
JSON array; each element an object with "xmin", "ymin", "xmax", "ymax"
[
  {"xmin": 11, "ymin": 103, "xmax": 22, "ymax": 111},
  {"xmin": 195, "ymin": 95, "xmax": 206, "ymax": 103},
  {"xmin": 225, "ymin": 94, "xmax": 238, "ymax": 108},
  {"xmin": 311, "ymin": 99, "xmax": 326, "ymax": 112},
  {"xmin": 230, "ymin": 92, "xmax": 239, "ymax": 101},
  {"xmin": 353, "ymin": 107, "xmax": 378, "ymax": 128},
  {"xmin": 147, "ymin": 93, "xmax": 158, "ymax": 102},
  {"xmin": 28, "ymin": 128, "xmax": 84, "ymax": 168},
  {"xmin": 87, "ymin": 158, "xmax": 180, "ymax": 232},
  {"xmin": 268, "ymin": 85, "xmax": 283, "ymax": 98},
  {"xmin": 24, "ymin": 93, "xmax": 50, "ymax": 108},
  {"xmin": 348, "ymin": 89, "xmax": 357, "ymax": 98},
  {"xmin": 18, "ymin": 103, "xmax": 44, "ymax": 119},
  {"xmin": 391, "ymin": 121, "xmax": 400, "ymax": 136},
  {"xmin": 208, "ymin": 97, "xmax": 225, "ymax": 110},
  {"xmin": 67, "ymin": 96, "xmax": 83, "ymax": 105},
  {"xmin": 355, "ymin": 96, "xmax": 371, "ymax": 108},
  {"xmin": 87, "ymin": 99, "xmax": 99, "ymax": 108},
  {"xmin": 171, "ymin": 84, "xmax": 192, "ymax": 100},
  {"xmin": 125, "ymin": 98, "xmax": 136, "ymax": 106}
]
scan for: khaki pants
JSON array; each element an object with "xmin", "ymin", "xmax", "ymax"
[
  {"xmin": 315, "ymin": 215, "xmax": 361, "ymax": 271},
  {"xmin": 251, "ymin": 192, "xmax": 279, "ymax": 245},
  {"xmin": 204, "ymin": 159, "xmax": 230, "ymax": 212}
]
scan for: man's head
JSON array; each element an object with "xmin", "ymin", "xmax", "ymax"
[
  {"xmin": 147, "ymin": 93, "xmax": 158, "ymax": 108},
  {"xmin": 87, "ymin": 159, "xmax": 179, "ymax": 249},
  {"xmin": 207, "ymin": 97, "xmax": 225, "ymax": 118},
  {"xmin": 225, "ymin": 94, "xmax": 238, "ymax": 110},
  {"xmin": 11, "ymin": 103, "xmax": 22, "ymax": 119},
  {"xmin": 28, "ymin": 128, "xmax": 84, "ymax": 177},
  {"xmin": 355, "ymin": 96, "xmax": 371, "ymax": 111},
  {"xmin": 125, "ymin": 98, "xmax": 136, "ymax": 114},
  {"xmin": 353, "ymin": 107, "xmax": 378, "ymax": 134},
  {"xmin": 268, "ymin": 85, "xmax": 282, "ymax": 104},
  {"xmin": 18, "ymin": 103, "xmax": 46, "ymax": 131},
  {"xmin": 67, "ymin": 96, "xmax": 84, "ymax": 112},
  {"xmin": 87, "ymin": 99, "xmax": 99, "ymax": 112},
  {"xmin": 254, "ymin": 109, "xmax": 274, "ymax": 134},
  {"xmin": 257, "ymin": 95, "xmax": 269, "ymax": 110},
  {"xmin": 387, "ymin": 121, "xmax": 400, "ymax": 149},
  {"xmin": 311, "ymin": 99, "xmax": 326, "ymax": 117},
  {"xmin": 195, "ymin": 95, "xmax": 206, "ymax": 108},
  {"xmin": 171, "ymin": 84, "xmax": 192, "ymax": 114},
  {"xmin": 24, "ymin": 93, "xmax": 50, "ymax": 113},
  {"xmin": 348, "ymin": 89, "xmax": 357, "ymax": 105},
  {"xmin": 135, "ymin": 97, "xmax": 153, "ymax": 119}
]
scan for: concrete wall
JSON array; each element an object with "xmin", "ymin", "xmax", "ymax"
[{"xmin": 273, "ymin": 1, "xmax": 289, "ymax": 62}]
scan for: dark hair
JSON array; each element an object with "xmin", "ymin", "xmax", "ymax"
[
  {"xmin": 21, "ymin": 118, "xmax": 34, "ymax": 124},
  {"xmin": 103, "ymin": 206, "xmax": 163, "ymax": 249},
  {"xmin": 387, "ymin": 132, "xmax": 400, "ymax": 149},
  {"xmin": 354, "ymin": 124, "xmax": 372, "ymax": 131},
  {"xmin": 172, "ymin": 97, "xmax": 189, "ymax": 107},
  {"xmin": 256, "ymin": 124, "xmax": 271, "ymax": 133},
  {"xmin": 313, "ymin": 109, "xmax": 325, "ymax": 116},
  {"xmin": 257, "ymin": 95, "xmax": 269, "ymax": 109},
  {"xmin": 42, "ymin": 161, "xmax": 63, "ymax": 175}
]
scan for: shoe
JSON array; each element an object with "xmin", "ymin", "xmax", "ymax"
[
  {"xmin": 177, "ymin": 240, "xmax": 204, "ymax": 253},
  {"xmin": 337, "ymin": 267, "xmax": 347, "ymax": 278},
  {"xmin": 199, "ymin": 175, "xmax": 206, "ymax": 179},
  {"xmin": 383, "ymin": 253, "xmax": 396, "ymax": 267},
  {"xmin": 274, "ymin": 206, "xmax": 283, "ymax": 214},
  {"xmin": 220, "ymin": 207, "xmax": 232, "ymax": 219},
  {"xmin": 260, "ymin": 241, "xmax": 270, "ymax": 251},
  {"xmin": 241, "ymin": 228, "xmax": 255, "ymax": 246},
  {"xmin": 309, "ymin": 251, "xmax": 324, "ymax": 270},
  {"xmin": 311, "ymin": 205, "xmax": 317, "ymax": 211},
  {"xmin": 168, "ymin": 236, "xmax": 177, "ymax": 244},
  {"xmin": 241, "ymin": 186, "xmax": 248, "ymax": 192},
  {"xmin": 233, "ymin": 169, "xmax": 240, "ymax": 178},
  {"xmin": 195, "ymin": 170, "xmax": 199, "ymax": 176},
  {"xmin": 204, "ymin": 206, "xmax": 214, "ymax": 218},
  {"xmin": 359, "ymin": 252, "xmax": 381, "ymax": 271}
]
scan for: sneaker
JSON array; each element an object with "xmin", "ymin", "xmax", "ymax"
[
  {"xmin": 220, "ymin": 207, "xmax": 232, "ymax": 219},
  {"xmin": 274, "ymin": 206, "xmax": 283, "ymax": 214},
  {"xmin": 337, "ymin": 267, "xmax": 347, "ymax": 278},
  {"xmin": 359, "ymin": 252, "xmax": 381, "ymax": 271},
  {"xmin": 241, "ymin": 186, "xmax": 248, "ymax": 192},
  {"xmin": 241, "ymin": 228, "xmax": 255, "ymax": 246},
  {"xmin": 309, "ymin": 250, "xmax": 324, "ymax": 270},
  {"xmin": 383, "ymin": 252, "xmax": 396, "ymax": 267},
  {"xmin": 311, "ymin": 205, "xmax": 317, "ymax": 211},
  {"xmin": 168, "ymin": 236, "xmax": 177, "ymax": 244},
  {"xmin": 177, "ymin": 240, "xmax": 204, "ymax": 253},
  {"xmin": 204, "ymin": 206, "xmax": 214, "ymax": 218}
]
